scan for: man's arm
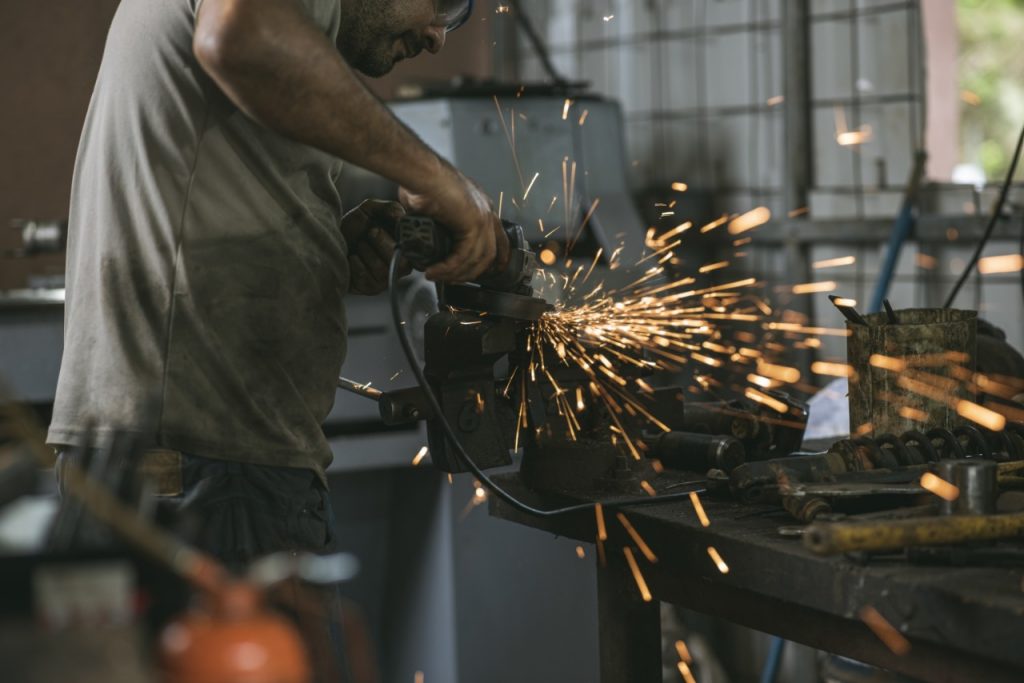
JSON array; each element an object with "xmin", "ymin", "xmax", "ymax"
[{"xmin": 193, "ymin": 0, "xmax": 500, "ymax": 282}]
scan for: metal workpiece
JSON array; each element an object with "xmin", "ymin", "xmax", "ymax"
[
  {"xmin": 669, "ymin": 394, "xmax": 808, "ymax": 462},
  {"xmin": 336, "ymin": 376, "xmax": 383, "ymax": 400},
  {"xmin": 521, "ymin": 438, "xmax": 658, "ymax": 497},
  {"xmin": 442, "ymin": 284, "xmax": 550, "ymax": 321},
  {"xmin": 934, "ymin": 459, "xmax": 997, "ymax": 516},
  {"xmin": 421, "ymin": 311, "xmax": 520, "ymax": 472},
  {"xmin": 781, "ymin": 494, "xmax": 831, "ymax": 523},
  {"xmin": 803, "ymin": 511, "xmax": 1024, "ymax": 556},
  {"xmin": 647, "ymin": 431, "xmax": 745, "ymax": 474}
]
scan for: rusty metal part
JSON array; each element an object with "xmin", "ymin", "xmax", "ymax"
[
  {"xmin": 730, "ymin": 425, "xmax": 1024, "ymax": 503},
  {"xmin": 846, "ymin": 308, "xmax": 977, "ymax": 437},
  {"xmin": 935, "ymin": 459, "xmax": 997, "ymax": 516},
  {"xmin": 672, "ymin": 393, "xmax": 808, "ymax": 460},
  {"xmin": 782, "ymin": 494, "xmax": 831, "ymax": 523},
  {"xmin": 803, "ymin": 511, "xmax": 1024, "ymax": 555}
]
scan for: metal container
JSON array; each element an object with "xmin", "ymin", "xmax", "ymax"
[
  {"xmin": 935, "ymin": 459, "xmax": 997, "ymax": 516},
  {"xmin": 846, "ymin": 308, "xmax": 977, "ymax": 436}
]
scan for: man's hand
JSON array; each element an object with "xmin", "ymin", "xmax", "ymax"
[
  {"xmin": 341, "ymin": 200, "xmax": 412, "ymax": 295},
  {"xmin": 399, "ymin": 166, "xmax": 508, "ymax": 283}
]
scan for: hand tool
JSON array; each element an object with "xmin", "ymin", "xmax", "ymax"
[{"xmin": 391, "ymin": 215, "xmax": 548, "ymax": 319}]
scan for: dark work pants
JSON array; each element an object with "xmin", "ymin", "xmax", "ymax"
[{"xmin": 55, "ymin": 450, "xmax": 353, "ymax": 683}]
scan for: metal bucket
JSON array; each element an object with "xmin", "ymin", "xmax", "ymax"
[{"xmin": 846, "ymin": 308, "xmax": 977, "ymax": 436}]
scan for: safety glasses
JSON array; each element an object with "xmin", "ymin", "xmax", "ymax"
[{"xmin": 434, "ymin": 0, "xmax": 473, "ymax": 32}]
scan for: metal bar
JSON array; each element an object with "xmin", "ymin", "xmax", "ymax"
[
  {"xmin": 597, "ymin": 547, "xmax": 661, "ymax": 683},
  {"xmin": 337, "ymin": 376, "xmax": 383, "ymax": 400},
  {"xmin": 782, "ymin": 0, "xmax": 812, "ymax": 215}
]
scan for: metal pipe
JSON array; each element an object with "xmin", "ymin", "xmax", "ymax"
[{"xmin": 804, "ymin": 511, "xmax": 1024, "ymax": 555}]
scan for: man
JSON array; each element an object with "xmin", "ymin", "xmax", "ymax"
[{"xmin": 49, "ymin": 0, "xmax": 501, "ymax": 674}]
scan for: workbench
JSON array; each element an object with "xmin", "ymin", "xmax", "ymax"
[{"xmin": 489, "ymin": 472, "xmax": 1024, "ymax": 683}]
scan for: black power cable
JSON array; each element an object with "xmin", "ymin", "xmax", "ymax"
[
  {"xmin": 943, "ymin": 122, "xmax": 1024, "ymax": 308},
  {"xmin": 388, "ymin": 252, "xmax": 704, "ymax": 518}
]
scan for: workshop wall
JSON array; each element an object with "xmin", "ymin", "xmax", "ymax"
[
  {"xmin": 0, "ymin": 0, "xmax": 501, "ymax": 292},
  {"xmin": 517, "ymin": 0, "xmax": 927, "ymax": 219},
  {"xmin": 0, "ymin": 0, "xmax": 121, "ymax": 291}
]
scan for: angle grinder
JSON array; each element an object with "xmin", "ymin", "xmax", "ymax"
[{"xmin": 391, "ymin": 215, "xmax": 550, "ymax": 321}]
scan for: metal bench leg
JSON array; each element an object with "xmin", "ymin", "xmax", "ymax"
[{"xmin": 597, "ymin": 547, "xmax": 661, "ymax": 683}]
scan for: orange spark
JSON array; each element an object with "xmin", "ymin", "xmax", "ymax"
[
  {"xmin": 859, "ymin": 606, "xmax": 911, "ymax": 655},
  {"xmin": 575, "ymin": 545, "xmax": 586, "ymax": 559},
  {"xmin": 813, "ymin": 255, "xmax": 856, "ymax": 269},
  {"xmin": 595, "ymin": 503, "xmax": 608, "ymax": 541},
  {"xmin": 920, "ymin": 472, "xmax": 959, "ymax": 502},
  {"xmin": 956, "ymin": 400, "xmax": 1006, "ymax": 431},
  {"xmin": 837, "ymin": 128, "xmax": 872, "ymax": 146},
  {"xmin": 870, "ymin": 354, "xmax": 907, "ymax": 372},
  {"xmin": 617, "ymin": 513, "xmax": 658, "ymax": 563},
  {"xmin": 792, "ymin": 281, "xmax": 837, "ymax": 294},
  {"xmin": 707, "ymin": 546, "xmax": 729, "ymax": 574},
  {"xmin": 623, "ymin": 547, "xmax": 652, "ymax": 602},
  {"xmin": 728, "ymin": 207, "xmax": 771, "ymax": 235},
  {"xmin": 699, "ymin": 260, "xmax": 730, "ymax": 274},
  {"xmin": 978, "ymin": 254, "xmax": 1024, "ymax": 274},
  {"xmin": 689, "ymin": 492, "xmax": 710, "ymax": 527},
  {"xmin": 757, "ymin": 361, "xmax": 801, "ymax": 383},
  {"xmin": 412, "ymin": 447, "xmax": 429, "ymax": 466},
  {"xmin": 523, "ymin": 172, "xmax": 540, "ymax": 201},
  {"xmin": 747, "ymin": 373, "xmax": 777, "ymax": 389},
  {"xmin": 745, "ymin": 388, "xmax": 789, "ymax": 414},
  {"xmin": 765, "ymin": 322, "xmax": 851, "ymax": 337},
  {"xmin": 811, "ymin": 361, "xmax": 856, "ymax": 378},
  {"xmin": 700, "ymin": 215, "xmax": 730, "ymax": 233},
  {"xmin": 898, "ymin": 406, "xmax": 928, "ymax": 422}
]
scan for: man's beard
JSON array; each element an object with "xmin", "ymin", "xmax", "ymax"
[{"xmin": 338, "ymin": 0, "xmax": 418, "ymax": 77}]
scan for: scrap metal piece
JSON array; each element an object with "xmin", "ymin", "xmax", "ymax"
[{"xmin": 934, "ymin": 459, "xmax": 997, "ymax": 516}]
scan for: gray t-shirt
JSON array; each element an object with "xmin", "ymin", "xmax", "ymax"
[{"xmin": 48, "ymin": 0, "xmax": 349, "ymax": 482}]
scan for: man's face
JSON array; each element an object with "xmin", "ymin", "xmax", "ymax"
[{"xmin": 338, "ymin": 0, "xmax": 448, "ymax": 77}]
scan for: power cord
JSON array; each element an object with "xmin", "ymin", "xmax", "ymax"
[
  {"xmin": 943, "ymin": 122, "xmax": 1024, "ymax": 308},
  {"xmin": 388, "ymin": 252, "xmax": 704, "ymax": 517}
]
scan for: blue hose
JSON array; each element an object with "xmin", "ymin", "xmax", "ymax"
[{"xmin": 759, "ymin": 636, "xmax": 786, "ymax": 683}]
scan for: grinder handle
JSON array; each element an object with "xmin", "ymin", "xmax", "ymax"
[{"xmin": 393, "ymin": 215, "xmax": 513, "ymax": 273}]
